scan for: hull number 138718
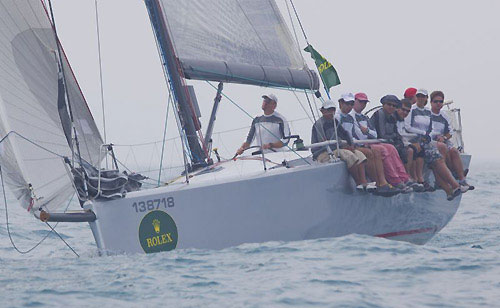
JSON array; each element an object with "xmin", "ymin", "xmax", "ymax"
[{"xmin": 132, "ymin": 197, "xmax": 175, "ymax": 213}]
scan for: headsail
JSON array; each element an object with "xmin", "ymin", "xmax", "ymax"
[
  {"xmin": 0, "ymin": 0, "xmax": 103, "ymax": 212},
  {"xmin": 153, "ymin": 0, "xmax": 319, "ymax": 90}
]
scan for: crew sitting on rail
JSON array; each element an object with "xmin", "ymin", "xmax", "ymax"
[
  {"xmin": 236, "ymin": 93, "xmax": 290, "ymax": 156},
  {"xmin": 370, "ymin": 95, "xmax": 410, "ymax": 168},
  {"xmin": 311, "ymin": 99, "xmax": 369, "ymax": 190},
  {"xmin": 336, "ymin": 93, "xmax": 399, "ymax": 195},
  {"xmin": 377, "ymin": 93, "xmax": 462, "ymax": 201},
  {"xmin": 404, "ymin": 89, "xmax": 437, "ymax": 190},
  {"xmin": 351, "ymin": 92, "xmax": 423, "ymax": 193},
  {"xmin": 429, "ymin": 90, "xmax": 474, "ymax": 191},
  {"xmin": 395, "ymin": 98, "xmax": 422, "ymax": 186}
]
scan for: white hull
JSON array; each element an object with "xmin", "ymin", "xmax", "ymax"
[{"xmin": 87, "ymin": 153, "xmax": 471, "ymax": 254}]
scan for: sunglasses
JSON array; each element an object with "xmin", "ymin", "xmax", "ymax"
[
  {"xmin": 416, "ymin": 94, "xmax": 428, "ymax": 98},
  {"xmin": 344, "ymin": 101, "xmax": 355, "ymax": 106},
  {"xmin": 401, "ymin": 108, "xmax": 411, "ymax": 113},
  {"xmin": 432, "ymin": 100, "xmax": 444, "ymax": 104},
  {"xmin": 358, "ymin": 100, "xmax": 369, "ymax": 104}
]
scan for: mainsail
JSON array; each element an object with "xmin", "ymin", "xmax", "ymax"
[
  {"xmin": 0, "ymin": 0, "xmax": 103, "ymax": 212},
  {"xmin": 153, "ymin": 0, "xmax": 319, "ymax": 90}
]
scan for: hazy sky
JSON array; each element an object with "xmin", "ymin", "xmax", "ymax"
[{"xmin": 50, "ymin": 0, "xmax": 500, "ymax": 164}]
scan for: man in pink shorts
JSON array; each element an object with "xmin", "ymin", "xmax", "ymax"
[{"xmin": 350, "ymin": 93, "xmax": 424, "ymax": 191}]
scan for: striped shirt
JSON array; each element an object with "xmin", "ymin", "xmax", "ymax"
[
  {"xmin": 404, "ymin": 105, "xmax": 432, "ymax": 136},
  {"xmin": 429, "ymin": 110, "xmax": 451, "ymax": 140},
  {"xmin": 335, "ymin": 112, "xmax": 356, "ymax": 141},
  {"xmin": 350, "ymin": 110, "xmax": 377, "ymax": 140},
  {"xmin": 311, "ymin": 117, "xmax": 352, "ymax": 159},
  {"xmin": 395, "ymin": 113, "xmax": 412, "ymax": 145},
  {"xmin": 245, "ymin": 111, "xmax": 290, "ymax": 147}
]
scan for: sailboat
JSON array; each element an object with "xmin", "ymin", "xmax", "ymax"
[{"xmin": 0, "ymin": 0, "xmax": 471, "ymax": 255}]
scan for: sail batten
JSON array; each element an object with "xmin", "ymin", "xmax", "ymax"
[
  {"xmin": 155, "ymin": 0, "xmax": 319, "ymax": 90},
  {"xmin": 0, "ymin": 0, "xmax": 103, "ymax": 212}
]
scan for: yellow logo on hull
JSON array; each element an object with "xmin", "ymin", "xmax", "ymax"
[
  {"xmin": 152, "ymin": 219, "xmax": 161, "ymax": 233},
  {"xmin": 146, "ymin": 233, "xmax": 173, "ymax": 248},
  {"xmin": 138, "ymin": 210, "xmax": 178, "ymax": 253}
]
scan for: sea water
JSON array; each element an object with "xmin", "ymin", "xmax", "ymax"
[{"xmin": 0, "ymin": 161, "xmax": 499, "ymax": 308}]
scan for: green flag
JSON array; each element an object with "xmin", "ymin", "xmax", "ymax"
[{"xmin": 304, "ymin": 44, "xmax": 340, "ymax": 91}]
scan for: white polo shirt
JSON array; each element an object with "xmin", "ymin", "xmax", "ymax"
[{"xmin": 245, "ymin": 111, "xmax": 291, "ymax": 148}]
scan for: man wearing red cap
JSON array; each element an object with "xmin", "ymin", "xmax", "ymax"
[
  {"xmin": 337, "ymin": 93, "xmax": 399, "ymax": 195},
  {"xmin": 404, "ymin": 87, "xmax": 417, "ymax": 105},
  {"xmin": 351, "ymin": 93, "xmax": 419, "ymax": 192}
]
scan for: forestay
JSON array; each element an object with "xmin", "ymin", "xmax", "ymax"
[
  {"xmin": 0, "ymin": 0, "xmax": 103, "ymax": 212},
  {"xmin": 155, "ymin": 0, "xmax": 319, "ymax": 90}
]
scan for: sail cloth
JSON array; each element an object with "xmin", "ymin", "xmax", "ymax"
[
  {"xmin": 0, "ymin": 0, "xmax": 103, "ymax": 212},
  {"xmin": 155, "ymin": 0, "xmax": 319, "ymax": 90}
]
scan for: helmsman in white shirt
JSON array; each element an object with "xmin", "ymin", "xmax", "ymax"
[{"xmin": 236, "ymin": 94, "xmax": 291, "ymax": 155}]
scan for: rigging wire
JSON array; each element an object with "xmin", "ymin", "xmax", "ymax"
[
  {"xmin": 156, "ymin": 1, "xmax": 209, "ymax": 160},
  {"xmin": 309, "ymin": 90, "xmax": 322, "ymax": 121},
  {"xmin": 289, "ymin": 0, "xmax": 341, "ymax": 156},
  {"xmin": 149, "ymin": 0, "xmax": 316, "ymax": 169},
  {"xmin": 203, "ymin": 1, "xmax": 321, "ymax": 164},
  {"xmin": 44, "ymin": 221, "xmax": 79, "ymax": 258},
  {"xmin": 107, "ymin": 115, "xmax": 312, "ymax": 183},
  {"xmin": 235, "ymin": 1, "xmax": 314, "ymax": 124},
  {"xmin": 145, "ymin": 4, "xmax": 192, "ymax": 179},
  {"xmin": 205, "ymin": 81, "xmax": 311, "ymax": 165},
  {"xmin": 94, "ymin": 0, "xmax": 108, "ymax": 167},
  {"xmin": 0, "ymin": 131, "xmax": 64, "ymax": 158},
  {"xmin": 284, "ymin": 0, "xmax": 308, "ymax": 69},
  {"xmin": 0, "ymin": 165, "xmax": 78, "ymax": 257},
  {"xmin": 47, "ymin": 0, "xmax": 81, "ymax": 164},
  {"xmin": 285, "ymin": 0, "xmax": 321, "ymax": 122},
  {"xmin": 303, "ymin": 89, "xmax": 318, "ymax": 123},
  {"xmin": 206, "ymin": 2, "xmax": 315, "ymax": 166},
  {"xmin": 158, "ymin": 92, "xmax": 172, "ymax": 186},
  {"xmin": 289, "ymin": 0, "xmax": 310, "ymax": 44},
  {"xmin": 112, "ymin": 116, "xmax": 310, "ymax": 147}
]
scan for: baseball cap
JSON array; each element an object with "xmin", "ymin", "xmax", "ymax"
[
  {"xmin": 340, "ymin": 93, "xmax": 355, "ymax": 102},
  {"xmin": 380, "ymin": 95, "xmax": 400, "ymax": 105},
  {"xmin": 355, "ymin": 92, "xmax": 369, "ymax": 102},
  {"xmin": 321, "ymin": 99, "xmax": 336, "ymax": 110},
  {"xmin": 404, "ymin": 87, "xmax": 417, "ymax": 98},
  {"xmin": 262, "ymin": 93, "xmax": 278, "ymax": 103},
  {"xmin": 416, "ymin": 89, "xmax": 428, "ymax": 96}
]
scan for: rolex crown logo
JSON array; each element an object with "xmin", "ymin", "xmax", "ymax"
[{"xmin": 152, "ymin": 219, "xmax": 161, "ymax": 234}]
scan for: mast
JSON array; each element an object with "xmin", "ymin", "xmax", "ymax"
[{"xmin": 144, "ymin": 0, "xmax": 206, "ymax": 167}]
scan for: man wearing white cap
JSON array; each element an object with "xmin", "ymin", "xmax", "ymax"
[
  {"xmin": 404, "ymin": 88, "xmax": 433, "ymax": 187},
  {"xmin": 311, "ymin": 99, "xmax": 368, "ymax": 188},
  {"xmin": 405, "ymin": 89, "xmax": 431, "ymax": 136},
  {"xmin": 236, "ymin": 94, "xmax": 290, "ymax": 155},
  {"xmin": 336, "ymin": 93, "xmax": 399, "ymax": 194}
]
